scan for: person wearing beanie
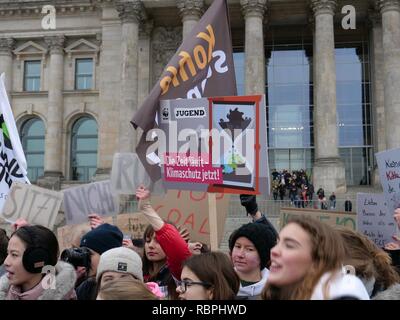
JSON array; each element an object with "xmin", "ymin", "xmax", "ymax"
[
  {"xmin": 96, "ymin": 247, "xmax": 144, "ymax": 289},
  {"xmin": 76, "ymin": 223, "xmax": 123, "ymax": 300},
  {"xmin": 229, "ymin": 222, "xmax": 277, "ymax": 299}
]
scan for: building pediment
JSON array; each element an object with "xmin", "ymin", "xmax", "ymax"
[
  {"xmin": 65, "ymin": 39, "xmax": 99, "ymax": 55},
  {"xmin": 65, "ymin": 39, "xmax": 99, "ymax": 64},
  {"xmin": 13, "ymin": 40, "xmax": 47, "ymax": 58}
]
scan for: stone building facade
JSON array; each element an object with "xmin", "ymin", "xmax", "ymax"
[{"xmin": 0, "ymin": 0, "xmax": 398, "ymax": 196}]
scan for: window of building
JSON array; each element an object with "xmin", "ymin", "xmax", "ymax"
[
  {"xmin": 75, "ymin": 58, "xmax": 93, "ymax": 90},
  {"xmin": 20, "ymin": 118, "xmax": 45, "ymax": 182},
  {"xmin": 71, "ymin": 116, "xmax": 98, "ymax": 181},
  {"xmin": 24, "ymin": 60, "xmax": 41, "ymax": 92},
  {"xmin": 233, "ymin": 50, "xmax": 245, "ymax": 95},
  {"xmin": 336, "ymin": 41, "xmax": 373, "ymax": 186},
  {"xmin": 265, "ymin": 36, "xmax": 314, "ymax": 174}
]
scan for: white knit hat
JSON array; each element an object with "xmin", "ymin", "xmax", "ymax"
[{"xmin": 96, "ymin": 247, "xmax": 143, "ymax": 282}]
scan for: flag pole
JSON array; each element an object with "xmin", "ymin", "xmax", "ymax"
[{"xmin": 208, "ymin": 192, "xmax": 219, "ymax": 251}]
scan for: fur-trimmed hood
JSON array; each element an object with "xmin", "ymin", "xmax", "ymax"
[
  {"xmin": 237, "ymin": 268, "xmax": 269, "ymax": 299},
  {"xmin": 373, "ymin": 283, "xmax": 400, "ymax": 300},
  {"xmin": 0, "ymin": 261, "xmax": 77, "ymax": 300}
]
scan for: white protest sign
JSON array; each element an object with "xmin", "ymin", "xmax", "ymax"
[
  {"xmin": 357, "ymin": 193, "xmax": 396, "ymax": 247},
  {"xmin": 376, "ymin": 148, "xmax": 400, "ymax": 235},
  {"xmin": 110, "ymin": 153, "xmax": 151, "ymax": 195},
  {"xmin": 63, "ymin": 180, "xmax": 118, "ymax": 225},
  {"xmin": 0, "ymin": 182, "xmax": 63, "ymax": 229}
]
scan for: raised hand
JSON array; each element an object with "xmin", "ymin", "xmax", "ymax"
[
  {"xmin": 135, "ymin": 185, "xmax": 150, "ymax": 201},
  {"xmin": 88, "ymin": 213, "xmax": 105, "ymax": 229},
  {"xmin": 13, "ymin": 218, "xmax": 29, "ymax": 231},
  {"xmin": 384, "ymin": 235, "xmax": 400, "ymax": 250}
]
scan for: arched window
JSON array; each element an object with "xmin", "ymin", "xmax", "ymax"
[
  {"xmin": 71, "ymin": 116, "xmax": 98, "ymax": 182},
  {"xmin": 20, "ymin": 118, "xmax": 45, "ymax": 182}
]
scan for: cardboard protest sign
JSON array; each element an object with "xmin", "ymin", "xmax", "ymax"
[
  {"xmin": 57, "ymin": 223, "xmax": 91, "ymax": 253},
  {"xmin": 114, "ymin": 213, "xmax": 149, "ymax": 239},
  {"xmin": 63, "ymin": 180, "xmax": 118, "ymax": 225},
  {"xmin": 57, "ymin": 216, "xmax": 113, "ymax": 253},
  {"xmin": 151, "ymin": 190, "xmax": 230, "ymax": 246},
  {"xmin": 280, "ymin": 207, "xmax": 356, "ymax": 231},
  {"xmin": 357, "ymin": 193, "xmax": 396, "ymax": 247},
  {"xmin": 158, "ymin": 95, "xmax": 269, "ymax": 195},
  {"xmin": 0, "ymin": 182, "xmax": 63, "ymax": 229},
  {"xmin": 376, "ymin": 148, "xmax": 400, "ymax": 230},
  {"xmin": 110, "ymin": 153, "xmax": 151, "ymax": 195}
]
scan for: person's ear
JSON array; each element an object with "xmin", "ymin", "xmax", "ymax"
[{"xmin": 207, "ymin": 287, "xmax": 214, "ymax": 300}]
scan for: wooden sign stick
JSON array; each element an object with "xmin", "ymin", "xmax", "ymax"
[{"xmin": 208, "ymin": 192, "xmax": 219, "ymax": 251}]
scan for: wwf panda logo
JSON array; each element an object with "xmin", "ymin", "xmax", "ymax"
[{"xmin": 162, "ymin": 107, "xmax": 169, "ymax": 119}]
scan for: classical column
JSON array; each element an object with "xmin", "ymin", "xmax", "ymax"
[
  {"xmin": 95, "ymin": 2, "xmax": 123, "ymax": 180},
  {"xmin": 0, "ymin": 38, "xmax": 15, "ymax": 96},
  {"xmin": 377, "ymin": 0, "xmax": 400, "ymax": 150},
  {"xmin": 241, "ymin": 0, "xmax": 267, "ymax": 95},
  {"xmin": 310, "ymin": 0, "xmax": 346, "ymax": 194},
  {"xmin": 40, "ymin": 35, "xmax": 65, "ymax": 190},
  {"xmin": 368, "ymin": 11, "xmax": 386, "ymax": 186},
  {"xmin": 138, "ymin": 20, "xmax": 153, "ymax": 107},
  {"xmin": 116, "ymin": 0, "xmax": 145, "ymax": 152},
  {"xmin": 177, "ymin": 0, "xmax": 204, "ymax": 39}
]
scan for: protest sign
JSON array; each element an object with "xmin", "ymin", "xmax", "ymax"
[
  {"xmin": 114, "ymin": 213, "xmax": 149, "ymax": 239},
  {"xmin": 63, "ymin": 180, "xmax": 118, "ymax": 225},
  {"xmin": 280, "ymin": 207, "xmax": 356, "ymax": 230},
  {"xmin": 357, "ymin": 193, "xmax": 396, "ymax": 247},
  {"xmin": 151, "ymin": 190, "xmax": 230, "ymax": 246},
  {"xmin": 0, "ymin": 182, "xmax": 63, "ymax": 229},
  {"xmin": 57, "ymin": 216, "xmax": 113, "ymax": 253},
  {"xmin": 158, "ymin": 95, "xmax": 269, "ymax": 196},
  {"xmin": 376, "ymin": 148, "xmax": 400, "ymax": 230},
  {"xmin": 57, "ymin": 223, "xmax": 91, "ymax": 253},
  {"xmin": 110, "ymin": 153, "xmax": 151, "ymax": 195},
  {"xmin": 132, "ymin": 0, "xmax": 237, "ymax": 183}
]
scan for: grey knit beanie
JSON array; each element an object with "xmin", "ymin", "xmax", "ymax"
[{"xmin": 96, "ymin": 247, "xmax": 143, "ymax": 282}]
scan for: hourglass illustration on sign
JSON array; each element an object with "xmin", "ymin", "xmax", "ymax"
[{"xmin": 211, "ymin": 101, "xmax": 256, "ymax": 190}]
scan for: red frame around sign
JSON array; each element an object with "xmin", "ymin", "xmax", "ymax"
[{"xmin": 206, "ymin": 95, "xmax": 261, "ymax": 195}]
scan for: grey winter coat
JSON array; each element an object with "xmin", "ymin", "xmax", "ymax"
[
  {"xmin": 373, "ymin": 283, "xmax": 400, "ymax": 300},
  {"xmin": 0, "ymin": 261, "xmax": 77, "ymax": 300}
]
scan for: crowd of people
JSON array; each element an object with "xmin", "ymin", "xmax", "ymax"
[
  {"xmin": 0, "ymin": 185, "xmax": 399, "ymax": 301},
  {"xmin": 270, "ymin": 169, "xmax": 352, "ymax": 211}
]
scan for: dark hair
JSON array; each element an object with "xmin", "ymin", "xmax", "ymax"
[
  {"xmin": 183, "ymin": 251, "xmax": 240, "ymax": 300},
  {"xmin": 13, "ymin": 225, "xmax": 59, "ymax": 266},
  {"xmin": 0, "ymin": 228, "xmax": 9, "ymax": 265}
]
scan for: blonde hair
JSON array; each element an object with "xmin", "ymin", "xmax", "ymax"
[
  {"xmin": 262, "ymin": 216, "xmax": 345, "ymax": 300},
  {"xmin": 337, "ymin": 227, "xmax": 400, "ymax": 289},
  {"xmin": 98, "ymin": 277, "xmax": 159, "ymax": 300}
]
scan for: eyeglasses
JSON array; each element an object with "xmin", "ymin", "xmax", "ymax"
[{"xmin": 176, "ymin": 280, "xmax": 212, "ymax": 293}]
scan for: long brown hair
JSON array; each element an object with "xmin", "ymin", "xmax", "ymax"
[
  {"xmin": 98, "ymin": 277, "xmax": 159, "ymax": 300},
  {"xmin": 182, "ymin": 251, "xmax": 240, "ymax": 300},
  {"xmin": 337, "ymin": 227, "xmax": 400, "ymax": 290},
  {"xmin": 262, "ymin": 216, "xmax": 345, "ymax": 300}
]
